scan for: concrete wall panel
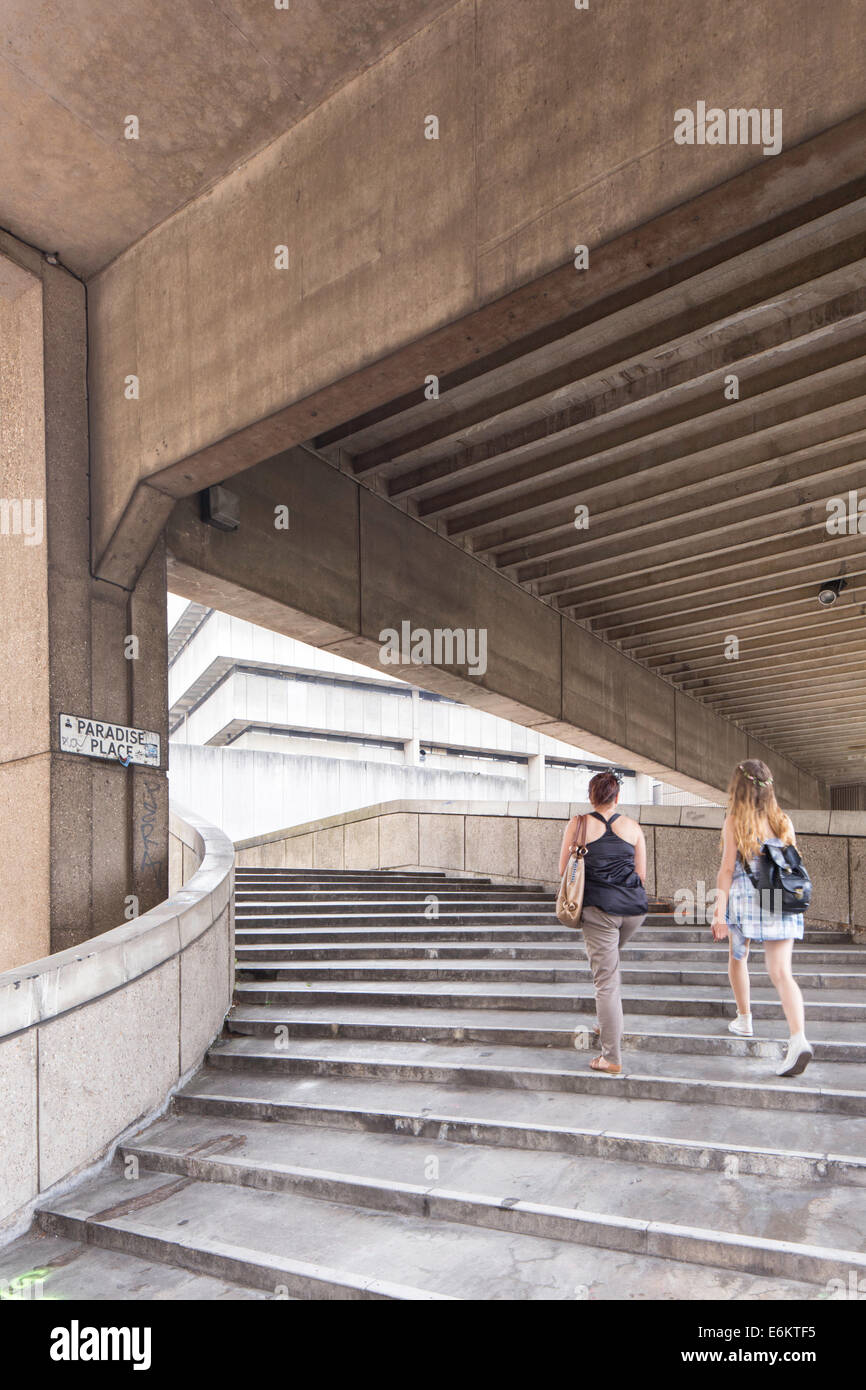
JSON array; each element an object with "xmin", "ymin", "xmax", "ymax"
[
  {"xmin": 345, "ymin": 815, "xmax": 380, "ymax": 870},
  {"xmin": 0, "ymin": 1031, "xmax": 38, "ymax": 1228},
  {"xmin": 465, "ymin": 814, "xmax": 518, "ymax": 879},
  {"xmin": 179, "ymin": 911, "xmax": 231, "ymax": 1075},
  {"xmin": 654, "ymin": 827, "xmax": 721, "ymax": 905},
  {"xmin": 518, "ymin": 818, "xmax": 563, "ymax": 884},
  {"xmin": 37, "ymin": 959, "xmax": 179, "ymax": 1190},
  {"xmin": 313, "ymin": 825, "xmax": 345, "ymax": 870},
  {"xmin": 379, "ymin": 812, "xmax": 419, "ymax": 868},
  {"xmin": 418, "ymin": 813, "xmax": 465, "ymax": 871},
  {"xmin": 797, "ymin": 833, "xmax": 850, "ymax": 927}
]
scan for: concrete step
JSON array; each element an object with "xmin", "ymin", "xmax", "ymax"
[
  {"xmin": 235, "ymin": 896, "xmax": 556, "ymax": 912},
  {"xmin": 232, "ymin": 978, "xmax": 866, "ymax": 1022},
  {"xmin": 226, "ymin": 1001, "xmax": 866, "ymax": 1063},
  {"xmin": 233, "ymin": 917, "xmax": 855, "ymax": 944},
  {"xmin": 118, "ymin": 1110, "xmax": 866, "ymax": 1287},
  {"xmin": 0, "ymin": 1227, "xmax": 275, "ymax": 1300},
  {"xmin": 230, "ymin": 921, "xmax": 855, "ymax": 946},
  {"xmin": 234, "ymin": 911, "xmax": 560, "ymax": 927},
  {"xmin": 233, "ymin": 952, "xmax": 866, "ymax": 991},
  {"xmin": 34, "ymin": 1162, "xmax": 821, "ymax": 1300},
  {"xmin": 176, "ymin": 1065, "xmax": 866, "ymax": 1185},
  {"xmin": 232, "ymin": 937, "xmax": 866, "ymax": 966},
  {"xmin": 236, "ymin": 899, "xmax": 555, "ymax": 917},
  {"xmin": 235, "ymin": 871, "xmax": 456, "ymax": 880},
  {"xmin": 205, "ymin": 1034, "xmax": 866, "ymax": 1117}
]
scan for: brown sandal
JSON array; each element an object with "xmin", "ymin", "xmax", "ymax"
[{"xmin": 590, "ymin": 1055, "xmax": 623, "ymax": 1076}]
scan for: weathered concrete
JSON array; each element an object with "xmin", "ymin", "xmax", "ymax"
[
  {"xmin": 167, "ymin": 448, "xmax": 818, "ymax": 805},
  {"xmin": 0, "ymin": 238, "xmax": 171, "ymax": 964},
  {"xmin": 18, "ymin": 865, "xmax": 866, "ymax": 1300},
  {"xmin": 0, "ymin": 0, "xmax": 458, "ymax": 277},
  {"xmin": 0, "ymin": 806, "xmax": 234, "ymax": 1239},
  {"xmin": 82, "ymin": 5, "xmax": 866, "ymax": 583}
]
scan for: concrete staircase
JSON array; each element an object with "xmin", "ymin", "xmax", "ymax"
[{"xmin": 23, "ymin": 868, "xmax": 866, "ymax": 1299}]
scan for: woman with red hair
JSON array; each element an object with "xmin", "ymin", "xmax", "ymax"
[{"xmin": 558, "ymin": 770, "xmax": 648, "ymax": 1075}]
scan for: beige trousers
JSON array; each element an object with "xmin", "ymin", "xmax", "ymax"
[{"xmin": 580, "ymin": 903, "xmax": 647, "ymax": 1066}]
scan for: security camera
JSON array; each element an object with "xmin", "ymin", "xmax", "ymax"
[{"xmin": 817, "ymin": 577, "xmax": 847, "ymax": 607}]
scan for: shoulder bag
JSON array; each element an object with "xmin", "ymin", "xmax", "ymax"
[{"xmin": 555, "ymin": 814, "xmax": 589, "ymax": 928}]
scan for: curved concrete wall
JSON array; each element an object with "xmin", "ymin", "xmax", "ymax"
[
  {"xmin": 0, "ymin": 805, "xmax": 234, "ymax": 1239},
  {"xmin": 236, "ymin": 800, "xmax": 866, "ymax": 937}
]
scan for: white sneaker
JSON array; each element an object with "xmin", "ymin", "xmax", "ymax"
[
  {"xmin": 728, "ymin": 1014, "xmax": 753, "ymax": 1037},
  {"xmin": 777, "ymin": 1036, "xmax": 813, "ymax": 1077}
]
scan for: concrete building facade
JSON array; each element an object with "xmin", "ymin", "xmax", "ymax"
[{"xmin": 167, "ymin": 599, "xmax": 672, "ymax": 840}]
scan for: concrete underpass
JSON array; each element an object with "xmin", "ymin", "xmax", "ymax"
[{"xmin": 1, "ymin": 0, "xmax": 866, "ymax": 1317}]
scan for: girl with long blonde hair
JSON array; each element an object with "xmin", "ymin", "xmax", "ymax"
[{"xmin": 711, "ymin": 759, "xmax": 811, "ymax": 1076}]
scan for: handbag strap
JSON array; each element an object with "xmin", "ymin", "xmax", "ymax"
[{"xmin": 570, "ymin": 814, "xmax": 588, "ymax": 855}]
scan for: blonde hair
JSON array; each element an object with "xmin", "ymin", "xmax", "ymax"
[{"xmin": 723, "ymin": 759, "xmax": 793, "ymax": 862}]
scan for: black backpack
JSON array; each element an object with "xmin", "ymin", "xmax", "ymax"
[{"xmin": 743, "ymin": 842, "xmax": 812, "ymax": 915}]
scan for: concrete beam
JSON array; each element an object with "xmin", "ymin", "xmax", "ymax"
[
  {"xmin": 85, "ymin": 5, "xmax": 866, "ymax": 590},
  {"xmin": 165, "ymin": 446, "xmax": 823, "ymax": 806}
]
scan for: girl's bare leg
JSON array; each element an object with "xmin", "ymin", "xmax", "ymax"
[
  {"xmin": 728, "ymin": 942, "xmax": 751, "ymax": 1016},
  {"xmin": 764, "ymin": 939, "xmax": 805, "ymax": 1035}
]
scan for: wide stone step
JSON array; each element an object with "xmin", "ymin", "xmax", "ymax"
[
  {"xmin": 176, "ymin": 1066, "xmax": 866, "ymax": 1185},
  {"xmin": 226, "ymin": 1001, "xmax": 866, "ymax": 1063},
  {"xmin": 205, "ymin": 1034, "xmax": 866, "ymax": 1116},
  {"xmin": 232, "ymin": 937, "xmax": 866, "ymax": 967},
  {"xmin": 232, "ymin": 978, "xmax": 866, "ymax": 1021},
  {"xmin": 235, "ymin": 911, "xmax": 559, "ymax": 927},
  {"xmin": 35, "ymin": 1163, "xmax": 822, "ymax": 1300},
  {"xmin": 234, "ymin": 952, "xmax": 866, "ymax": 991},
  {"xmin": 235, "ymin": 892, "xmax": 556, "ymax": 906},
  {"xmin": 235, "ymin": 899, "xmax": 558, "ymax": 917},
  {"xmin": 232, "ymin": 918, "xmax": 853, "ymax": 944},
  {"xmin": 235, "ymin": 871, "xmax": 455, "ymax": 880},
  {"xmin": 118, "ymin": 1110, "xmax": 866, "ymax": 1287},
  {"xmin": 0, "ymin": 1227, "xmax": 274, "ymax": 1300}
]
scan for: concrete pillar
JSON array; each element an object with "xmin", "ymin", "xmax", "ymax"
[
  {"xmin": 403, "ymin": 688, "xmax": 421, "ymax": 764},
  {"xmin": 634, "ymin": 773, "xmax": 655, "ymax": 803},
  {"xmin": 0, "ymin": 241, "xmax": 169, "ymax": 970},
  {"xmin": 527, "ymin": 752, "xmax": 545, "ymax": 799}
]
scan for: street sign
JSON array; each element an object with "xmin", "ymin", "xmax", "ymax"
[{"xmin": 59, "ymin": 713, "xmax": 160, "ymax": 767}]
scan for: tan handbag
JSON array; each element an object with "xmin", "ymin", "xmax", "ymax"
[{"xmin": 555, "ymin": 814, "xmax": 589, "ymax": 928}]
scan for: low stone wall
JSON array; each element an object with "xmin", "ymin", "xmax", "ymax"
[
  {"xmin": 236, "ymin": 800, "xmax": 866, "ymax": 935},
  {"xmin": 0, "ymin": 804, "xmax": 234, "ymax": 1239}
]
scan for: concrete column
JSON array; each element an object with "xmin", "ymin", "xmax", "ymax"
[
  {"xmin": 527, "ymin": 752, "xmax": 545, "ymax": 799},
  {"xmin": 0, "ymin": 240, "xmax": 169, "ymax": 970},
  {"xmin": 634, "ymin": 773, "xmax": 655, "ymax": 803},
  {"xmin": 403, "ymin": 688, "xmax": 421, "ymax": 764}
]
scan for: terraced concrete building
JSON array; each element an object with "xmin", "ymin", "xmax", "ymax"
[{"xmin": 166, "ymin": 598, "xmax": 691, "ymax": 840}]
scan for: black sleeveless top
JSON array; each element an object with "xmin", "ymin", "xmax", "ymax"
[{"xmin": 583, "ymin": 812, "xmax": 648, "ymax": 916}]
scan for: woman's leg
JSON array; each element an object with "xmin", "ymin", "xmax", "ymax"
[
  {"xmin": 764, "ymin": 939, "xmax": 805, "ymax": 1035},
  {"xmin": 765, "ymin": 938, "xmax": 811, "ymax": 1076},
  {"xmin": 580, "ymin": 906, "xmax": 625, "ymax": 1069},
  {"xmin": 728, "ymin": 940, "xmax": 751, "ymax": 1016}
]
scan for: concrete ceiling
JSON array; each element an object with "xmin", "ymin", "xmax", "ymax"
[
  {"xmin": 315, "ymin": 176, "xmax": 866, "ymax": 790},
  {"xmin": 0, "ymin": 0, "xmax": 454, "ymax": 276}
]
